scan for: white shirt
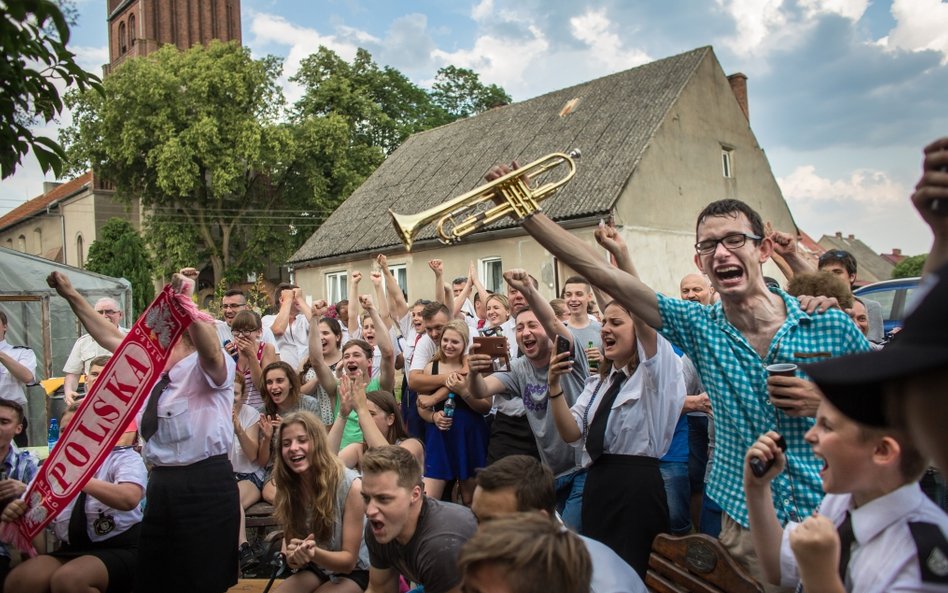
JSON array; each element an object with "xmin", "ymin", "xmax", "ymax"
[
  {"xmin": 51, "ymin": 446, "xmax": 147, "ymax": 544},
  {"xmin": 781, "ymin": 484, "xmax": 948, "ymax": 592},
  {"xmin": 0, "ymin": 339, "xmax": 36, "ymax": 405},
  {"xmin": 136, "ymin": 350, "xmax": 236, "ymax": 467},
  {"xmin": 261, "ymin": 313, "xmax": 309, "ymax": 371},
  {"xmin": 582, "ymin": 535, "xmax": 648, "ymax": 593},
  {"xmin": 63, "ymin": 329, "xmax": 129, "ymax": 375},
  {"xmin": 569, "ymin": 334, "xmax": 684, "ymax": 467},
  {"xmin": 229, "ymin": 404, "xmax": 265, "ymax": 476}
]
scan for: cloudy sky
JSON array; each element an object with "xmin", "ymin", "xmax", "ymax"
[{"xmin": 3, "ymin": 0, "xmax": 946, "ymax": 255}]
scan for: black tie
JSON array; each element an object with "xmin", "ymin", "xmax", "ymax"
[
  {"xmin": 141, "ymin": 373, "xmax": 170, "ymax": 442},
  {"xmin": 837, "ymin": 511, "xmax": 855, "ymax": 584},
  {"xmin": 68, "ymin": 491, "xmax": 90, "ymax": 547},
  {"xmin": 585, "ymin": 372, "xmax": 627, "ymax": 461}
]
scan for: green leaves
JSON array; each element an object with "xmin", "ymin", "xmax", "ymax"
[
  {"xmin": 85, "ymin": 218, "xmax": 155, "ymax": 315},
  {"xmin": 0, "ymin": 0, "xmax": 101, "ymax": 179}
]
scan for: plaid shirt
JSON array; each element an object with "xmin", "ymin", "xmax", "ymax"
[
  {"xmin": 658, "ymin": 288, "xmax": 871, "ymax": 527},
  {"xmin": 0, "ymin": 443, "xmax": 39, "ymax": 557}
]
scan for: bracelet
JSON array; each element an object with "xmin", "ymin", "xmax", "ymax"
[{"xmin": 548, "ymin": 390, "xmax": 564, "ymax": 400}]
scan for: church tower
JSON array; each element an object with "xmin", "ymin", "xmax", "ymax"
[{"xmin": 106, "ymin": 0, "xmax": 241, "ymax": 72}]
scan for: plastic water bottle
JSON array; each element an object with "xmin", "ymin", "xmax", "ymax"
[
  {"xmin": 443, "ymin": 393, "xmax": 457, "ymax": 420},
  {"xmin": 48, "ymin": 418, "xmax": 60, "ymax": 451}
]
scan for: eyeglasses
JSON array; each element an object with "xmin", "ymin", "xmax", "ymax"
[
  {"xmin": 220, "ymin": 303, "xmax": 247, "ymax": 309},
  {"xmin": 232, "ymin": 329, "xmax": 257, "ymax": 337},
  {"xmin": 694, "ymin": 233, "xmax": 762, "ymax": 255},
  {"xmin": 96, "ymin": 309, "xmax": 119, "ymax": 316}
]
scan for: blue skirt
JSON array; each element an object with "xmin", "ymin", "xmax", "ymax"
[{"xmin": 424, "ymin": 407, "xmax": 488, "ymax": 480}]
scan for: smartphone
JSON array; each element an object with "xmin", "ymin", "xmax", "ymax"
[
  {"xmin": 749, "ymin": 434, "xmax": 787, "ymax": 478},
  {"xmin": 473, "ymin": 336, "xmax": 511, "ymax": 372},
  {"xmin": 555, "ymin": 335, "xmax": 572, "ymax": 360}
]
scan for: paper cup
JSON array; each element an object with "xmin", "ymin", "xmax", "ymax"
[{"xmin": 766, "ymin": 363, "xmax": 798, "ymax": 377}]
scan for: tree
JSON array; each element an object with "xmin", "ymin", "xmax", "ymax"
[
  {"xmin": 0, "ymin": 0, "xmax": 101, "ymax": 179},
  {"xmin": 63, "ymin": 41, "xmax": 365, "ymax": 285},
  {"xmin": 892, "ymin": 254, "xmax": 926, "ymax": 278},
  {"xmin": 431, "ymin": 65, "xmax": 512, "ymax": 119},
  {"xmin": 85, "ymin": 218, "xmax": 155, "ymax": 314}
]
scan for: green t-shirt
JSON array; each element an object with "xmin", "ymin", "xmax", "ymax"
[{"xmin": 337, "ymin": 377, "xmax": 380, "ymax": 448}]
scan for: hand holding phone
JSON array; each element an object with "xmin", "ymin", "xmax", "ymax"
[
  {"xmin": 749, "ymin": 434, "xmax": 787, "ymax": 478},
  {"xmin": 555, "ymin": 335, "xmax": 572, "ymax": 360}
]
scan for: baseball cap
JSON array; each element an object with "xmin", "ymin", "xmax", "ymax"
[{"xmin": 805, "ymin": 260, "xmax": 948, "ymax": 427}]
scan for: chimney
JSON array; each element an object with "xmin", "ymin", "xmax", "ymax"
[
  {"xmin": 848, "ymin": 234, "xmax": 854, "ymax": 240},
  {"xmin": 727, "ymin": 73, "xmax": 749, "ymax": 122},
  {"xmin": 835, "ymin": 231, "xmax": 843, "ymax": 238},
  {"xmin": 43, "ymin": 181, "xmax": 63, "ymax": 194},
  {"xmin": 891, "ymin": 248, "xmax": 902, "ymax": 256}
]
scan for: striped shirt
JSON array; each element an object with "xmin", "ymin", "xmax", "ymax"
[{"xmin": 657, "ymin": 288, "xmax": 870, "ymax": 527}]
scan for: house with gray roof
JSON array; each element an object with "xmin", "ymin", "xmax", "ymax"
[
  {"xmin": 818, "ymin": 231, "xmax": 895, "ymax": 286},
  {"xmin": 289, "ymin": 46, "xmax": 797, "ymax": 303}
]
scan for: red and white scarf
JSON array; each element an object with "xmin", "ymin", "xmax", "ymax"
[{"xmin": 1, "ymin": 283, "xmax": 212, "ymax": 554}]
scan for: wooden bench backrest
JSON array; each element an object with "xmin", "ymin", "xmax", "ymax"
[{"xmin": 645, "ymin": 533, "xmax": 764, "ymax": 593}]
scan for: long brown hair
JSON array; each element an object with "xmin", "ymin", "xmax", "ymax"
[
  {"xmin": 262, "ymin": 361, "xmax": 301, "ymax": 416},
  {"xmin": 273, "ymin": 411, "xmax": 345, "ymax": 544},
  {"xmin": 366, "ymin": 390, "xmax": 410, "ymax": 445}
]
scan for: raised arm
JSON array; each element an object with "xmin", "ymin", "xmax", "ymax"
[
  {"xmin": 347, "ymin": 271, "xmax": 362, "ymax": 337},
  {"xmin": 593, "ymin": 223, "xmax": 658, "ymax": 358},
  {"xmin": 269, "ymin": 288, "xmax": 295, "ymax": 337},
  {"xmin": 520, "ymin": 212, "xmax": 662, "ymax": 328},
  {"xmin": 766, "ymin": 222, "xmax": 814, "ymax": 279},
  {"xmin": 46, "ymin": 272, "xmax": 124, "ymax": 352},
  {"xmin": 360, "ymin": 294, "xmax": 395, "ymax": 392},
  {"xmin": 429, "ymin": 259, "xmax": 445, "ymax": 304},
  {"xmin": 377, "ymin": 254, "xmax": 408, "ymax": 323},
  {"xmin": 307, "ymin": 311, "xmax": 339, "ymax": 400},
  {"xmin": 452, "ymin": 268, "xmax": 475, "ymax": 320},
  {"xmin": 370, "ymin": 271, "xmax": 391, "ymax": 329},
  {"xmin": 913, "ymin": 137, "xmax": 948, "ymax": 274},
  {"xmin": 503, "ymin": 269, "xmax": 569, "ymax": 344}
]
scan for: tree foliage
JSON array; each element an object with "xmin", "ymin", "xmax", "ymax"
[
  {"xmin": 63, "ymin": 42, "xmax": 510, "ymax": 285},
  {"xmin": 431, "ymin": 65, "xmax": 511, "ymax": 118},
  {"xmin": 0, "ymin": 0, "xmax": 101, "ymax": 179},
  {"xmin": 892, "ymin": 254, "xmax": 926, "ymax": 278},
  {"xmin": 85, "ymin": 217, "xmax": 155, "ymax": 314}
]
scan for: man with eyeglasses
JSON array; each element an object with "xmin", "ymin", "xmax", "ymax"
[
  {"xmin": 214, "ymin": 289, "xmax": 275, "ymax": 357},
  {"xmin": 62, "ymin": 298, "xmax": 127, "ymax": 405},
  {"xmin": 817, "ymin": 249, "xmax": 886, "ymax": 343},
  {"xmin": 500, "ymin": 189, "xmax": 871, "ymax": 587}
]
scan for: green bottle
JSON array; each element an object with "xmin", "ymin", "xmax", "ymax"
[{"xmin": 587, "ymin": 341, "xmax": 599, "ymax": 372}]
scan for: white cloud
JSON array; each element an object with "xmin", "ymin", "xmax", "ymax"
[
  {"xmin": 471, "ymin": 0, "xmax": 494, "ymax": 22},
  {"xmin": 431, "ymin": 28, "xmax": 549, "ymax": 95},
  {"xmin": 884, "ymin": 0, "xmax": 948, "ymax": 62},
  {"xmin": 778, "ymin": 164, "xmax": 905, "ymax": 206},
  {"xmin": 798, "ymin": 0, "xmax": 868, "ymax": 20},
  {"xmin": 72, "ymin": 45, "xmax": 109, "ymax": 75},
  {"xmin": 568, "ymin": 9, "xmax": 651, "ymax": 71},
  {"xmin": 714, "ymin": 0, "xmax": 789, "ymax": 56},
  {"xmin": 248, "ymin": 11, "xmax": 364, "ymax": 105}
]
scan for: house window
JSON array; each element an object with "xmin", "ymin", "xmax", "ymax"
[
  {"xmin": 76, "ymin": 234, "xmax": 84, "ymax": 268},
  {"xmin": 128, "ymin": 14, "xmax": 136, "ymax": 45},
  {"xmin": 326, "ymin": 271, "xmax": 348, "ymax": 304},
  {"xmin": 119, "ymin": 21, "xmax": 127, "ymax": 54},
  {"xmin": 33, "ymin": 228, "xmax": 42, "ymax": 254},
  {"xmin": 17, "ymin": 235, "xmax": 25, "ymax": 252},
  {"xmin": 722, "ymin": 148, "xmax": 734, "ymax": 178},
  {"xmin": 387, "ymin": 264, "xmax": 408, "ymax": 299},
  {"xmin": 479, "ymin": 257, "xmax": 504, "ymax": 293}
]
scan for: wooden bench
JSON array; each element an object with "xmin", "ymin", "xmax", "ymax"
[
  {"xmin": 245, "ymin": 502, "xmax": 280, "ymax": 544},
  {"xmin": 645, "ymin": 533, "xmax": 764, "ymax": 593}
]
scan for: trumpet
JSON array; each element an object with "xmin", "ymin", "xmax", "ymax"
[{"xmin": 389, "ymin": 149, "xmax": 580, "ymax": 251}]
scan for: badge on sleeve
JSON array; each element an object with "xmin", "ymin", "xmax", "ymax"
[{"xmin": 909, "ymin": 522, "xmax": 948, "ymax": 583}]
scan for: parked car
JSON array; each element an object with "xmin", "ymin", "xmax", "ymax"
[{"xmin": 854, "ymin": 276, "xmax": 921, "ymax": 335}]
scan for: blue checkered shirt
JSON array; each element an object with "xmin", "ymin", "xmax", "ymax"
[
  {"xmin": 0, "ymin": 443, "xmax": 39, "ymax": 557},
  {"xmin": 658, "ymin": 288, "xmax": 871, "ymax": 527}
]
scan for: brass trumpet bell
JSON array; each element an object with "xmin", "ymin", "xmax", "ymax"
[{"xmin": 389, "ymin": 149, "xmax": 580, "ymax": 251}]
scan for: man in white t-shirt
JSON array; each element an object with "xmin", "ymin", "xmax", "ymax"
[
  {"xmin": 261, "ymin": 283, "xmax": 311, "ymax": 371},
  {"xmin": 63, "ymin": 297, "xmax": 128, "ymax": 404}
]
